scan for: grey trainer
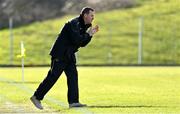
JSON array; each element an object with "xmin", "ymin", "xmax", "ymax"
[
  {"xmin": 69, "ymin": 103, "xmax": 87, "ymax": 108},
  {"xmin": 30, "ymin": 95, "xmax": 43, "ymax": 110}
]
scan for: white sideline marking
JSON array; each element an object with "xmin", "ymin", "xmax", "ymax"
[
  {"xmin": 0, "ymin": 94, "xmax": 28, "ymax": 113},
  {"xmin": 0, "ymin": 77, "xmax": 93, "ymax": 114}
]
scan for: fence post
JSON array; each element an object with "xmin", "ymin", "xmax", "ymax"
[
  {"xmin": 75, "ymin": 52, "xmax": 79, "ymax": 65},
  {"xmin": 138, "ymin": 17, "xmax": 143, "ymax": 65},
  {"xmin": 108, "ymin": 20, "xmax": 112, "ymax": 64},
  {"xmin": 9, "ymin": 17, "xmax": 14, "ymax": 65}
]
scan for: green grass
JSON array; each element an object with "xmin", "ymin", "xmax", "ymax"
[
  {"xmin": 0, "ymin": 0, "xmax": 180, "ymax": 65},
  {"xmin": 0, "ymin": 67, "xmax": 180, "ymax": 113}
]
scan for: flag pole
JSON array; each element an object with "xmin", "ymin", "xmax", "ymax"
[{"xmin": 21, "ymin": 41, "xmax": 25, "ymax": 82}]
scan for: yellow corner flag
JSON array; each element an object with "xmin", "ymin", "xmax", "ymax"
[{"xmin": 17, "ymin": 41, "xmax": 26, "ymax": 58}]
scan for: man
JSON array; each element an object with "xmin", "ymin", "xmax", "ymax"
[{"xmin": 30, "ymin": 7, "xmax": 99, "ymax": 109}]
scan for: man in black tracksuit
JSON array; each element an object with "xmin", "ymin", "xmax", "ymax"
[{"xmin": 30, "ymin": 7, "xmax": 99, "ymax": 109}]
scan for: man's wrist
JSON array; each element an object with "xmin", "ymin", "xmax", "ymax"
[
  {"xmin": 87, "ymin": 33, "xmax": 93, "ymax": 37},
  {"xmin": 87, "ymin": 31, "xmax": 93, "ymax": 36}
]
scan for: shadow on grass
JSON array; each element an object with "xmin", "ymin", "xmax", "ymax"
[
  {"xmin": 87, "ymin": 105, "xmax": 169, "ymax": 108},
  {"xmin": 0, "ymin": 80, "xmax": 40, "ymax": 84}
]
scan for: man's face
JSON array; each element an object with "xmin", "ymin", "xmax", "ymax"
[{"xmin": 84, "ymin": 10, "xmax": 95, "ymax": 24}]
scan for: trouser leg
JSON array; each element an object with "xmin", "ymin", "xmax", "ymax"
[
  {"xmin": 34, "ymin": 58, "xmax": 65, "ymax": 100},
  {"xmin": 64, "ymin": 62, "xmax": 79, "ymax": 104}
]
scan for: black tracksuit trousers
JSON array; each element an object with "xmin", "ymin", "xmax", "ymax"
[{"xmin": 34, "ymin": 57, "xmax": 79, "ymax": 104}]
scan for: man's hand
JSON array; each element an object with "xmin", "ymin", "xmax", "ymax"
[{"xmin": 87, "ymin": 25, "xmax": 99, "ymax": 36}]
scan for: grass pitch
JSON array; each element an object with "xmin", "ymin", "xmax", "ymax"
[{"xmin": 0, "ymin": 67, "xmax": 180, "ymax": 113}]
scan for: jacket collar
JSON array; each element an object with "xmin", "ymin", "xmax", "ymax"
[{"xmin": 78, "ymin": 15, "xmax": 92, "ymax": 28}]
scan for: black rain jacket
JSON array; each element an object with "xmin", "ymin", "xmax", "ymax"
[{"xmin": 49, "ymin": 15, "xmax": 92, "ymax": 62}]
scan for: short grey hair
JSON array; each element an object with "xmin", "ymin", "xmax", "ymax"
[{"xmin": 80, "ymin": 7, "xmax": 94, "ymax": 16}]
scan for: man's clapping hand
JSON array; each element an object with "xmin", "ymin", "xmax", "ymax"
[{"xmin": 87, "ymin": 25, "xmax": 99, "ymax": 36}]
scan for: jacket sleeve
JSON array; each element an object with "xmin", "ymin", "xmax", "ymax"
[{"xmin": 68, "ymin": 21, "xmax": 92, "ymax": 47}]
